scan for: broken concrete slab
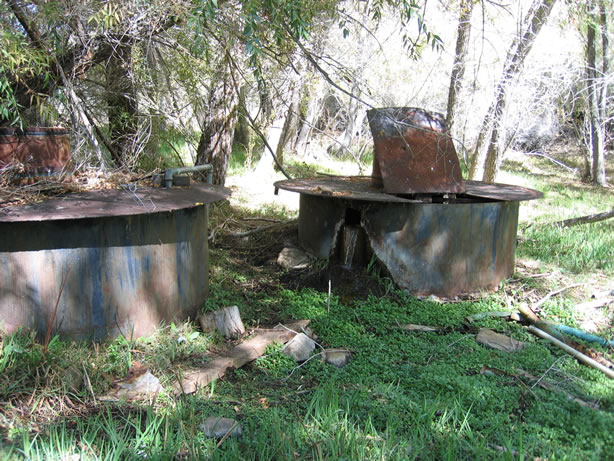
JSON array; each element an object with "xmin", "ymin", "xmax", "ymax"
[
  {"xmin": 200, "ymin": 417, "xmax": 243, "ymax": 439},
  {"xmin": 101, "ymin": 366, "xmax": 163, "ymax": 401},
  {"xmin": 322, "ymin": 348, "xmax": 352, "ymax": 368}
]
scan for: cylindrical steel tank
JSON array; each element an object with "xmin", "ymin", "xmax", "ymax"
[{"xmin": 0, "ymin": 184, "xmax": 229, "ymax": 340}]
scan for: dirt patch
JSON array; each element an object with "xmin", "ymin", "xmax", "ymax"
[{"xmin": 280, "ymin": 263, "xmax": 387, "ymax": 303}]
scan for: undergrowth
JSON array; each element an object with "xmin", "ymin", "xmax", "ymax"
[{"xmin": 1, "ymin": 153, "xmax": 613, "ymax": 459}]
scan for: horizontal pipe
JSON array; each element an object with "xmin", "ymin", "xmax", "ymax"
[
  {"xmin": 164, "ymin": 164, "xmax": 213, "ymax": 188},
  {"xmin": 528, "ymin": 326, "xmax": 614, "ymax": 379}
]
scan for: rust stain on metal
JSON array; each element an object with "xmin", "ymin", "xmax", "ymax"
[
  {"xmin": 274, "ymin": 106, "xmax": 543, "ymax": 297},
  {"xmin": 464, "ymin": 180, "xmax": 543, "ymax": 201},
  {"xmin": 275, "ymin": 177, "xmax": 420, "ymax": 203},
  {"xmin": 367, "ymin": 107, "xmax": 464, "ymax": 194},
  {"xmin": 0, "ymin": 127, "xmax": 71, "ymax": 177}
]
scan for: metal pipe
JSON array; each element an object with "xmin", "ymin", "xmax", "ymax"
[{"xmin": 164, "ymin": 164, "xmax": 213, "ymax": 188}]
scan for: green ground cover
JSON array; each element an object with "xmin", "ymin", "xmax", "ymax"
[{"xmin": 1, "ymin": 153, "xmax": 613, "ymax": 460}]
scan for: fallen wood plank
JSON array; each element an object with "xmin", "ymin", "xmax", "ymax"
[{"xmin": 174, "ymin": 320, "xmax": 310, "ymax": 394}]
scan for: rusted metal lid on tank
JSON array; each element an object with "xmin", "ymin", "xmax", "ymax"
[
  {"xmin": 463, "ymin": 180, "xmax": 543, "ymax": 202},
  {"xmin": 367, "ymin": 107, "xmax": 465, "ymax": 195},
  {"xmin": 275, "ymin": 176, "xmax": 542, "ymax": 203},
  {"xmin": 275, "ymin": 176, "xmax": 421, "ymax": 203},
  {"xmin": 0, "ymin": 183, "xmax": 230, "ymax": 222}
]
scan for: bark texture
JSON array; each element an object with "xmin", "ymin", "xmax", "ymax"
[
  {"xmin": 470, "ymin": 0, "xmax": 558, "ymax": 182},
  {"xmin": 195, "ymin": 56, "xmax": 239, "ymax": 186}
]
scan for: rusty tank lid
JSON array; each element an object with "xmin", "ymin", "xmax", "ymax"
[
  {"xmin": 0, "ymin": 183, "xmax": 230, "ymax": 222},
  {"xmin": 275, "ymin": 176, "xmax": 542, "ymax": 203}
]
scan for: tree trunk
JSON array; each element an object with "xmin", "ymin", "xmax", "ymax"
[
  {"xmin": 105, "ymin": 43, "xmax": 138, "ymax": 167},
  {"xmin": 275, "ymin": 76, "xmax": 301, "ymax": 170},
  {"xmin": 295, "ymin": 78, "xmax": 326, "ymax": 155},
  {"xmin": 473, "ymin": 0, "xmax": 558, "ymax": 182},
  {"xmin": 333, "ymin": 83, "xmax": 366, "ymax": 158},
  {"xmin": 599, "ymin": 0, "xmax": 609, "ymax": 123},
  {"xmin": 446, "ymin": 0, "xmax": 474, "ymax": 136},
  {"xmin": 195, "ymin": 56, "xmax": 239, "ymax": 186},
  {"xmin": 586, "ymin": 0, "xmax": 607, "ymax": 186}
]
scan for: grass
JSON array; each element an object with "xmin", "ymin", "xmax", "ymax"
[{"xmin": 1, "ymin": 148, "xmax": 613, "ymax": 459}]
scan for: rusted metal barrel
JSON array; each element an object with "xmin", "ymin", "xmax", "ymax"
[
  {"xmin": 0, "ymin": 127, "xmax": 71, "ymax": 180},
  {"xmin": 0, "ymin": 184, "xmax": 229, "ymax": 340},
  {"xmin": 367, "ymin": 107, "xmax": 464, "ymax": 194}
]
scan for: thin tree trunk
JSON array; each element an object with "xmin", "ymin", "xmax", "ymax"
[
  {"xmin": 275, "ymin": 76, "xmax": 301, "ymax": 170},
  {"xmin": 295, "ymin": 78, "xmax": 326, "ymax": 155},
  {"xmin": 446, "ymin": 0, "xmax": 474, "ymax": 135},
  {"xmin": 105, "ymin": 43, "xmax": 137, "ymax": 167},
  {"xmin": 586, "ymin": 0, "xmax": 607, "ymax": 186},
  {"xmin": 195, "ymin": 55, "xmax": 239, "ymax": 186},
  {"xmin": 481, "ymin": 0, "xmax": 558, "ymax": 183},
  {"xmin": 599, "ymin": 0, "xmax": 609, "ymax": 123}
]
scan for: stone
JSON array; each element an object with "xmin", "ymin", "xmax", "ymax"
[
  {"xmin": 102, "ymin": 367, "xmax": 163, "ymax": 401},
  {"xmin": 322, "ymin": 348, "xmax": 352, "ymax": 368},
  {"xmin": 283, "ymin": 333, "xmax": 316, "ymax": 362},
  {"xmin": 277, "ymin": 247, "xmax": 312, "ymax": 270},
  {"xmin": 200, "ymin": 417, "xmax": 242, "ymax": 439}
]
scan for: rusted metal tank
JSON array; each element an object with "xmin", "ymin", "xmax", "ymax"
[
  {"xmin": 0, "ymin": 127, "xmax": 71, "ymax": 179},
  {"xmin": 274, "ymin": 106, "xmax": 543, "ymax": 297},
  {"xmin": 0, "ymin": 183, "xmax": 229, "ymax": 339}
]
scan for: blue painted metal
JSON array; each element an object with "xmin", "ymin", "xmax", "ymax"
[
  {"xmin": 0, "ymin": 184, "xmax": 229, "ymax": 340},
  {"xmin": 362, "ymin": 200, "xmax": 519, "ymax": 296}
]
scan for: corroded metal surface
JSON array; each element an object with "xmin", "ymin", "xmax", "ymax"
[
  {"xmin": 0, "ymin": 183, "xmax": 230, "ymax": 222},
  {"xmin": 464, "ymin": 180, "xmax": 543, "ymax": 201},
  {"xmin": 362, "ymin": 201, "xmax": 519, "ymax": 296},
  {"xmin": 275, "ymin": 177, "xmax": 419, "ymax": 203},
  {"xmin": 0, "ymin": 184, "xmax": 230, "ymax": 340},
  {"xmin": 367, "ymin": 107, "xmax": 464, "ymax": 194},
  {"xmin": 0, "ymin": 127, "xmax": 70, "ymax": 175},
  {"xmin": 298, "ymin": 194, "xmax": 345, "ymax": 259},
  {"xmin": 275, "ymin": 177, "xmax": 542, "ymax": 203}
]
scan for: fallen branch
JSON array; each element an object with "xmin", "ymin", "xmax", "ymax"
[
  {"xmin": 522, "ymin": 151, "xmax": 576, "ymax": 172},
  {"xmin": 528, "ymin": 326, "xmax": 614, "ymax": 379},
  {"xmin": 575, "ymin": 297, "xmax": 613, "ymax": 311},
  {"xmin": 532, "ymin": 283, "xmax": 584, "ymax": 310},
  {"xmin": 466, "ymin": 311, "xmax": 513, "ymax": 323},
  {"xmin": 481, "ymin": 365, "xmax": 600, "ymax": 410},
  {"xmin": 225, "ymin": 219, "xmax": 297, "ymax": 238},
  {"xmin": 553, "ymin": 208, "xmax": 614, "ymax": 228}
]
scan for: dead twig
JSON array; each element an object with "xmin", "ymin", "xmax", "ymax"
[
  {"xmin": 225, "ymin": 220, "xmax": 297, "ymax": 238},
  {"xmin": 532, "ymin": 283, "xmax": 585, "ymax": 310}
]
